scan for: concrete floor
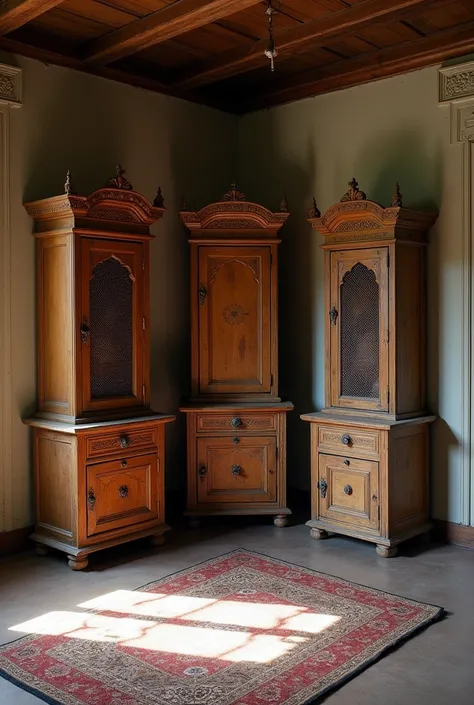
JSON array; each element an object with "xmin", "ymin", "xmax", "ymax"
[{"xmin": 0, "ymin": 520, "xmax": 473, "ymax": 704}]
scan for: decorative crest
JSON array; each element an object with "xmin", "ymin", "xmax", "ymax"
[
  {"xmin": 107, "ymin": 164, "xmax": 133, "ymax": 190},
  {"xmin": 308, "ymin": 197, "xmax": 321, "ymax": 219},
  {"xmin": 64, "ymin": 170, "xmax": 76, "ymax": 196},
  {"xmin": 153, "ymin": 186, "xmax": 164, "ymax": 208},
  {"xmin": 340, "ymin": 178, "xmax": 366, "ymax": 202},
  {"xmin": 391, "ymin": 182, "xmax": 403, "ymax": 207},
  {"xmin": 222, "ymin": 182, "xmax": 246, "ymax": 201},
  {"xmin": 280, "ymin": 195, "xmax": 288, "ymax": 213},
  {"xmin": 180, "ymin": 195, "xmax": 188, "ymax": 211}
]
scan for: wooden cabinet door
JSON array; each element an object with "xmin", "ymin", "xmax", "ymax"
[
  {"xmin": 80, "ymin": 239, "xmax": 145, "ymax": 414},
  {"xmin": 329, "ymin": 248, "xmax": 389, "ymax": 412},
  {"xmin": 198, "ymin": 246, "xmax": 272, "ymax": 396},
  {"xmin": 86, "ymin": 453, "xmax": 159, "ymax": 536},
  {"xmin": 196, "ymin": 436, "xmax": 277, "ymax": 504},
  {"xmin": 317, "ymin": 454, "xmax": 379, "ymax": 531}
]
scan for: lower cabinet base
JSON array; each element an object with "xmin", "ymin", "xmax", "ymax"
[
  {"xmin": 185, "ymin": 505, "xmax": 292, "ymax": 528},
  {"xmin": 31, "ymin": 524, "xmax": 170, "ymax": 571},
  {"xmin": 305, "ymin": 519, "xmax": 433, "ymax": 557}
]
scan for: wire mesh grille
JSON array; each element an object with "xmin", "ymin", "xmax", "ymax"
[
  {"xmin": 340, "ymin": 263, "xmax": 379, "ymax": 399},
  {"xmin": 90, "ymin": 257, "xmax": 133, "ymax": 399}
]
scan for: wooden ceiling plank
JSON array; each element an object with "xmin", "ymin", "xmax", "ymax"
[
  {"xmin": 0, "ymin": 0, "xmax": 65, "ymax": 34},
  {"xmin": 83, "ymin": 0, "xmax": 263, "ymax": 65},
  {"xmin": 174, "ymin": 0, "xmax": 441, "ymax": 89},
  {"xmin": 245, "ymin": 19, "xmax": 474, "ymax": 110}
]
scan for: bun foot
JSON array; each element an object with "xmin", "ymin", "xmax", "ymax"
[
  {"xmin": 67, "ymin": 555, "xmax": 88, "ymax": 571},
  {"xmin": 35, "ymin": 544, "xmax": 49, "ymax": 557},
  {"xmin": 150, "ymin": 533, "xmax": 166, "ymax": 547},
  {"xmin": 273, "ymin": 515, "xmax": 289, "ymax": 528},
  {"xmin": 310, "ymin": 528, "xmax": 329, "ymax": 540},
  {"xmin": 376, "ymin": 544, "xmax": 398, "ymax": 558}
]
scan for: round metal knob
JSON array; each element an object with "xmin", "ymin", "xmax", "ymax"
[
  {"xmin": 121, "ymin": 459, "xmax": 127, "ymax": 468},
  {"xmin": 118, "ymin": 485, "xmax": 128, "ymax": 499},
  {"xmin": 120, "ymin": 434, "xmax": 131, "ymax": 448},
  {"xmin": 233, "ymin": 437, "xmax": 240, "ymax": 444},
  {"xmin": 231, "ymin": 418, "xmax": 242, "ymax": 428},
  {"xmin": 232, "ymin": 464, "xmax": 242, "ymax": 476},
  {"xmin": 344, "ymin": 485, "xmax": 353, "ymax": 495},
  {"xmin": 341, "ymin": 434, "xmax": 352, "ymax": 446},
  {"xmin": 344, "ymin": 459, "xmax": 350, "ymax": 466}
]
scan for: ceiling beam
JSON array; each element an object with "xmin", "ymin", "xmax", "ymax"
[
  {"xmin": 240, "ymin": 20, "xmax": 474, "ymax": 112},
  {"xmin": 0, "ymin": 0, "xmax": 64, "ymax": 35},
  {"xmin": 174, "ymin": 0, "xmax": 446, "ymax": 89},
  {"xmin": 83, "ymin": 0, "xmax": 262, "ymax": 66}
]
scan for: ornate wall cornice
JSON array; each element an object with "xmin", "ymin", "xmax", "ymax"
[{"xmin": 0, "ymin": 63, "xmax": 22, "ymax": 107}]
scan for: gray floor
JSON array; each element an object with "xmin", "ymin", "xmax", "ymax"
[{"xmin": 0, "ymin": 521, "xmax": 473, "ymax": 704}]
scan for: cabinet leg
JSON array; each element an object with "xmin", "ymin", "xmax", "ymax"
[
  {"xmin": 310, "ymin": 528, "xmax": 329, "ymax": 540},
  {"xmin": 376, "ymin": 544, "xmax": 398, "ymax": 558},
  {"xmin": 67, "ymin": 555, "xmax": 89, "ymax": 571},
  {"xmin": 273, "ymin": 515, "xmax": 289, "ymax": 528},
  {"xmin": 188, "ymin": 517, "xmax": 201, "ymax": 529},
  {"xmin": 150, "ymin": 533, "xmax": 166, "ymax": 547},
  {"xmin": 35, "ymin": 544, "xmax": 50, "ymax": 557}
]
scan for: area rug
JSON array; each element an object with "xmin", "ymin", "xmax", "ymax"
[{"xmin": 0, "ymin": 549, "xmax": 443, "ymax": 705}]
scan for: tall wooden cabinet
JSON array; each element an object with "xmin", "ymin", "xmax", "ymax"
[
  {"xmin": 23, "ymin": 167, "xmax": 175, "ymax": 570},
  {"xmin": 301, "ymin": 180, "xmax": 438, "ymax": 556},
  {"xmin": 180, "ymin": 185, "xmax": 293, "ymax": 526}
]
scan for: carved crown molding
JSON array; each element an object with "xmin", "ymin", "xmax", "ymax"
[
  {"xmin": 0, "ymin": 63, "xmax": 22, "ymax": 107},
  {"xmin": 439, "ymin": 60, "xmax": 474, "ymax": 103},
  {"xmin": 24, "ymin": 168, "xmax": 165, "ymax": 228},
  {"xmin": 308, "ymin": 181, "xmax": 437, "ymax": 242},
  {"xmin": 180, "ymin": 186, "xmax": 289, "ymax": 234}
]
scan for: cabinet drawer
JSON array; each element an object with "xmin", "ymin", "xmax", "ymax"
[
  {"xmin": 196, "ymin": 413, "xmax": 277, "ymax": 433},
  {"xmin": 196, "ymin": 436, "xmax": 277, "ymax": 505},
  {"xmin": 86, "ymin": 426, "xmax": 158, "ymax": 460},
  {"xmin": 86, "ymin": 453, "xmax": 159, "ymax": 537},
  {"xmin": 316, "ymin": 454, "xmax": 379, "ymax": 532},
  {"xmin": 318, "ymin": 425, "xmax": 379, "ymax": 459}
]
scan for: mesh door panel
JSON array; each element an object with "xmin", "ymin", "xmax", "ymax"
[
  {"xmin": 340, "ymin": 263, "xmax": 379, "ymax": 399},
  {"xmin": 90, "ymin": 257, "xmax": 133, "ymax": 399}
]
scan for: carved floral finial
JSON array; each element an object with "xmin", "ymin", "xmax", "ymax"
[
  {"xmin": 222, "ymin": 181, "xmax": 246, "ymax": 201},
  {"xmin": 107, "ymin": 164, "xmax": 133, "ymax": 190},
  {"xmin": 308, "ymin": 197, "xmax": 321, "ymax": 219},
  {"xmin": 64, "ymin": 170, "xmax": 76, "ymax": 196},
  {"xmin": 340, "ymin": 177, "xmax": 366, "ymax": 202},
  {"xmin": 280, "ymin": 195, "xmax": 288, "ymax": 212},
  {"xmin": 180, "ymin": 195, "xmax": 188, "ymax": 211},
  {"xmin": 391, "ymin": 182, "xmax": 403, "ymax": 207},
  {"xmin": 153, "ymin": 186, "xmax": 164, "ymax": 208}
]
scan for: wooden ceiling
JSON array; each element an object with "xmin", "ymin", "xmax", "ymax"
[{"xmin": 1, "ymin": 0, "xmax": 474, "ymax": 113}]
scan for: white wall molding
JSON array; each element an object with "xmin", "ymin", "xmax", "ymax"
[
  {"xmin": 0, "ymin": 62, "xmax": 21, "ymax": 533},
  {"xmin": 439, "ymin": 61, "xmax": 474, "ymax": 526}
]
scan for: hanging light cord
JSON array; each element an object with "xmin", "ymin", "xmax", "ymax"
[{"xmin": 264, "ymin": 1, "xmax": 277, "ymax": 72}]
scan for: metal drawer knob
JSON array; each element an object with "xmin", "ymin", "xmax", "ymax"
[
  {"xmin": 120, "ymin": 434, "xmax": 131, "ymax": 448},
  {"xmin": 87, "ymin": 489, "xmax": 96, "ymax": 510},
  {"xmin": 118, "ymin": 485, "xmax": 128, "ymax": 499},
  {"xmin": 344, "ymin": 459, "xmax": 350, "ymax": 466},
  {"xmin": 231, "ymin": 418, "xmax": 242, "ymax": 428},
  {"xmin": 317, "ymin": 478, "xmax": 328, "ymax": 499},
  {"xmin": 341, "ymin": 434, "xmax": 352, "ymax": 446},
  {"xmin": 198, "ymin": 466, "xmax": 207, "ymax": 482},
  {"xmin": 232, "ymin": 464, "xmax": 242, "ymax": 476},
  {"xmin": 233, "ymin": 437, "xmax": 240, "ymax": 444},
  {"xmin": 121, "ymin": 459, "xmax": 127, "ymax": 468},
  {"xmin": 344, "ymin": 484, "xmax": 353, "ymax": 496}
]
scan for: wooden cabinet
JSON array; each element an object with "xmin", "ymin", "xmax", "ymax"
[
  {"xmin": 302, "ymin": 180, "xmax": 438, "ymax": 556},
  {"xmin": 24, "ymin": 168, "xmax": 175, "ymax": 569},
  {"xmin": 180, "ymin": 184, "xmax": 293, "ymax": 526}
]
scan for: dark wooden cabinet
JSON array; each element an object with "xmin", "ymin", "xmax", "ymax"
[
  {"xmin": 302, "ymin": 180, "xmax": 437, "ymax": 556},
  {"xmin": 180, "ymin": 184, "xmax": 293, "ymax": 526},
  {"xmin": 24, "ymin": 168, "xmax": 175, "ymax": 569}
]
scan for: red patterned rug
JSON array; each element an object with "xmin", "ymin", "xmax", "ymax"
[{"xmin": 0, "ymin": 549, "xmax": 442, "ymax": 705}]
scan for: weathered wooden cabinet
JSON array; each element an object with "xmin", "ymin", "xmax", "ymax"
[
  {"xmin": 23, "ymin": 168, "xmax": 174, "ymax": 569},
  {"xmin": 302, "ymin": 180, "xmax": 437, "ymax": 556},
  {"xmin": 180, "ymin": 185, "xmax": 293, "ymax": 525}
]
